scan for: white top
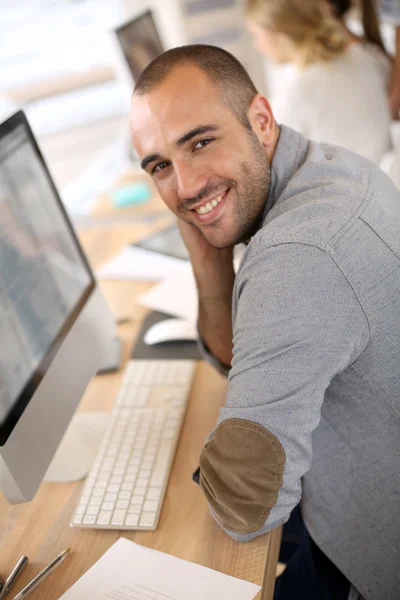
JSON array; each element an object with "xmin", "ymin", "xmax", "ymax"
[{"xmin": 270, "ymin": 43, "xmax": 392, "ymax": 165}]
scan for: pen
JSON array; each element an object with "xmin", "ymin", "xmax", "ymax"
[
  {"xmin": 13, "ymin": 549, "xmax": 71, "ymax": 600},
  {"xmin": 0, "ymin": 556, "xmax": 28, "ymax": 600}
]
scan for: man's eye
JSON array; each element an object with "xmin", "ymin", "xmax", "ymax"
[
  {"xmin": 152, "ymin": 161, "xmax": 169, "ymax": 174},
  {"xmin": 193, "ymin": 138, "xmax": 212, "ymax": 151}
]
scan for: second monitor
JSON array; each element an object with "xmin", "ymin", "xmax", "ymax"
[{"xmin": 113, "ymin": 9, "xmax": 165, "ymax": 89}]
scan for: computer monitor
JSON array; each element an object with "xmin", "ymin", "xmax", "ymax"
[
  {"xmin": 0, "ymin": 111, "xmax": 116, "ymax": 504},
  {"xmin": 112, "ymin": 9, "xmax": 165, "ymax": 89},
  {"xmin": 110, "ymin": 9, "xmax": 166, "ymax": 164}
]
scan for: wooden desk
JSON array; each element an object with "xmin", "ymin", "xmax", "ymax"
[{"xmin": 0, "ymin": 182, "xmax": 281, "ymax": 599}]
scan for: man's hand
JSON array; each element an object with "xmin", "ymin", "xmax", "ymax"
[
  {"xmin": 178, "ymin": 219, "xmax": 234, "ymax": 273},
  {"xmin": 178, "ymin": 219, "xmax": 235, "ymax": 368}
]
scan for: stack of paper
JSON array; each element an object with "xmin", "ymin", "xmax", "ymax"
[
  {"xmin": 96, "ymin": 246, "xmax": 189, "ymax": 281},
  {"xmin": 59, "ymin": 537, "xmax": 261, "ymax": 599}
]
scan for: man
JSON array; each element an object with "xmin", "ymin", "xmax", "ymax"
[{"xmin": 129, "ymin": 45, "xmax": 400, "ymax": 600}]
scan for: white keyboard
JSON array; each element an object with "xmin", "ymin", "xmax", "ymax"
[{"xmin": 70, "ymin": 359, "xmax": 196, "ymax": 530}]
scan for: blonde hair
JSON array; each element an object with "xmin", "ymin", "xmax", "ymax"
[{"xmin": 246, "ymin": 0, "xmax": 349, "ymax": 66}]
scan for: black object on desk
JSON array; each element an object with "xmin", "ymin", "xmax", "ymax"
[
  {"xmin": 131, "ymin": 311, "xmax": 200, "ymax": 361},
  {"xmin": 132, "ymin": 224, "xmax": 189, "ymax": 261}
]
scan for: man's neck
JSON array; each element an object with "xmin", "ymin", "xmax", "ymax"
[{"xmin": 265, "ymin": 123, "xmax": 281, "ymax": 164}]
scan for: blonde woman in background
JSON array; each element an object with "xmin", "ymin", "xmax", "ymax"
[
  {"xmin": 329, "ymin": 0, "xmax": 400, "ymax": 118},
  {"xmin": 246, "ymin": 0, "xmax": 392, "ymax": 165}
]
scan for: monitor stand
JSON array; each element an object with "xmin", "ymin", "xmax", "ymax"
[{"xmin": 43, "ymin": 412, "xmax": 110, "ymax": 483}]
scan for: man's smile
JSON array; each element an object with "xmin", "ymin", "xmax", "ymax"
[{"xmin": 190, "ymin": 189, "xmax": 230, "ymax": 223}]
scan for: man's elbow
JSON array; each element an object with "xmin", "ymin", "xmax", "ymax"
[{"xmin": 199, "ymin": 418, "xmax": 286, "ymax": 536}]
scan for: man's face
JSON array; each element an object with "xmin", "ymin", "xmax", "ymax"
[{"xmin": 130, "ymin": 65, "xmax": 271, "ymax": 248}]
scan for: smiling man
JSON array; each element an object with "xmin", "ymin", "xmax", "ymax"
[{"xmin": 129, "ymin": 46, "xmax": 400, "ymax": 600}]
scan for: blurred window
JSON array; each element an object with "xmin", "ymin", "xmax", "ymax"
[{"xmin": 0, "ymin": 0, "xmax": 123, "ymax": 100}]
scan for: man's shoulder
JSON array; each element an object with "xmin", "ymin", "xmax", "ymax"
[{"xmin": 253, "ymin": 142, "xmax": 383, "ymax": 255}]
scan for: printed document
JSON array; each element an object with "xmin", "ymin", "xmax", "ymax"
[{"xmin": 59, "ymin": 537, "xmax": 261, "ymax": 600}]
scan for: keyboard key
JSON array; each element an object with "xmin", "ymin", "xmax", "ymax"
[
  {"xmin": 89, "ymin": 497, "xmax": 103, "ymax": 508},
  {"xmin": 136, "ymin": 478, "xmax": 149, "ymax": 488},
  {"xmin": 107, "ymin": 483, "xmax": 119, "ymax": 493},
  {"xmin": 143, "ymin": 500, "xmax": 158, "ymax": 512},
  {"xmin": 111, "ymin": 509, "xmax": 127, "ymax": 526},
  {"xmin": 125, "ymin": 514, "xmax": 140, "ymax": 526},
  {"xmin": 118, "ymin": 491, "xmax": 131, "ymax": 500},
  {"xmin": 83, "ymin": 515, "xmax": 97, "ymax": 525},
  {"xmin": 146, "ymin": 487, "xmax": 162, "ymax": 500},
  {"xmin": 104, "ymin": 492, "xmax": 117, "ymax": 502},
  {"xmin": 139, "ymin": 513, "xmax": 157, "ymax": 527},
  {"xmin": 86, "ymin": 506, "xmax": 99, "ymax": 516},
  {"xmin": 72, "ymin": 514, "xmax": 83, "ymax": 525},
  {"xmin": 97, "ymin": 511, "xmax": 112, "ymax": 525},
  {"xmin": 121, "ymin": 482, "xmax": 134, "ymax": 491},
  {"xmin": 139, "ymin": 470, "xmax": 151, "ymax": 479},
  {"xmin": 131, "ymin": 495, "xmax": 144, "ymax": 505}
]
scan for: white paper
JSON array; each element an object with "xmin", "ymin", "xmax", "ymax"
[
  {"xmin": 136, "ymin": 245, "xmax": 246, "ymax": 321},
  {"xmin": 59, "ymin": 537, "xmax": 261, "ymax": 600},
  {"xmin": 137, "ymin": 265, "xmax": 197, "ymax": 322},
  {"xmin": 96, "ymin": 246, "xmax": 189, "ymax": 281}
]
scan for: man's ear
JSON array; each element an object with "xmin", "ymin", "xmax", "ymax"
[{"xmin": 248, "ymin": 94, "xmax": 277, "ymax": 153}]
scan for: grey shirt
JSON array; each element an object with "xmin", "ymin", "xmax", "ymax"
[{"xmin": 199, "ymin": 126, "xmax": 400, "ymax": 600}]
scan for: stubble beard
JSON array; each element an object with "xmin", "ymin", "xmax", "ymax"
[{"xmin": 205, "ymin": 133, "xmax": 271, "ymax": 248}]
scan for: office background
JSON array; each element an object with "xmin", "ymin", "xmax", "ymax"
[{"xmin": 0, "ymin": 0, "xmax": 267, "ymax": 215}]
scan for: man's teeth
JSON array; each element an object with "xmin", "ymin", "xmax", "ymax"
[{"xmin": 196, "ymin": 195, "xmax": 223, "ymax": 215}]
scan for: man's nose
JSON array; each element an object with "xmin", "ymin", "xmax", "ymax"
[{"xmin": 174, "ymin": 158, "xmax": 208, "ymax": 202}]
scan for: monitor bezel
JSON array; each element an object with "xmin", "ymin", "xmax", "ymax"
[
  {"xmin": 113, "ymin": 9, "xmax": 164, "ymax": 83},
  {"xmin": 0, "ymin": 110, "xmax": 95, "ymax": 446}
]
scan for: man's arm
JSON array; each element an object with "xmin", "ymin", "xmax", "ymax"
[
  {"xmin": 178, "ymin": 220, "xmax": 235, "ymax": 368},
  {"xmin": 198, "ymin": 242, "xmax": 370, "ymax": 540},
  {"xmin": 196, "ymin": 257, "xmax": 235, "ymax": 368}
]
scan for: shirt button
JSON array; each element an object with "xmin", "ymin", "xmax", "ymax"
[{"xmin": 325, "ymin": 154, "xmax": 332, "ymax": 160}]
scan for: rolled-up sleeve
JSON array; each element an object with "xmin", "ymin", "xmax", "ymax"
[{"xmin": 199, "ymin": 242, "xmax": 370, "ymax": 541}]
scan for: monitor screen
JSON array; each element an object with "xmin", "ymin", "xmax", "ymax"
[
  {"xmin": 0, "ymin": 112, "xmax": 94, "ymax": 445},
  {"xmin": 114, "ymin": 10, "xmax": 164, "ymax": 82}
]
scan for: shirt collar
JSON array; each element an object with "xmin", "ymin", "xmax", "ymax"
[{"xmin": 260, "ymin": 125, "xmax": 309, "ymax": 227}]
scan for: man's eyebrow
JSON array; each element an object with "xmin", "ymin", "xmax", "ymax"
[
  {"xmin": 140, "ymin": 154, "xmax": 162, "ymax": 171},
  {"xmin": 176, "ymin": 125, "xmax": 219, "ymax": 147},
  {"xmin": 140, "ymin": 125, "xmax": 219, "ymax": 170}
]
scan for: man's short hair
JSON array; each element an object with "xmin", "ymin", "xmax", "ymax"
[{"xmin": 133, "ymin": 45, "xmax": 258, "ymax": 129}]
